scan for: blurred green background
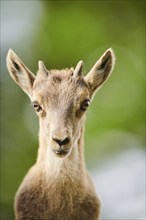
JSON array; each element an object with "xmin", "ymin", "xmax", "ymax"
[{"xmin": 0, "ymin": 0, "xmax": 145, "ymax": 219}]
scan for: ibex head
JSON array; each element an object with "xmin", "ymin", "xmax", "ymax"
[{"xmin": 7, "ymin": 49, "xmax": 115, "ymax": 158}]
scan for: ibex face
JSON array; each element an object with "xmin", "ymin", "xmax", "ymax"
[
  {"xmin": 7, "ymin": 49, "xmax": 115, "ymax": 158},
  {"xmin": 32, "ymin": 68, "xmax": 90, "ymax": 157}
]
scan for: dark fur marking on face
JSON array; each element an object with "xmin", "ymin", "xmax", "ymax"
[{"xmin": 53, "ymin": 76, "xmax": 62, "ymax": 83}]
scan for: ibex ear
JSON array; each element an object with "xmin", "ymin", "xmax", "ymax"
[
  {"xmin": 6, "ymin": 49, "xmax": 35, "ymax": 98},
  {"xmin": 85, "ymin": 48, "xmax": 115, "ymax": 99}
]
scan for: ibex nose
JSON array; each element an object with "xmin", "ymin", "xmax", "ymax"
[{"xmin": 52, "ymin": 137, "xmax": 70, "ymax": 147}]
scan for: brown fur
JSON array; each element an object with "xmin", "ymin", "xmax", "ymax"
[{"xmin": 6, "ymin": 48, "xmax": 115, "ymax": 220}]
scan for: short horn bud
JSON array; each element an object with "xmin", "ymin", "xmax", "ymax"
[
  {"xmin": 73, "ymin": 60, "xmax": 83, "ymax": 78},
  {"xmin": 38, "ymin": 60, "xmax": 48, "ymax": 76}
]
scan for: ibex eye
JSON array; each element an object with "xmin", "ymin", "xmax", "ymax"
[
  {"xmin": 80, "ymin": 99, "xmax": 90, "ymax": 111},
  {"xmin": 32, "ymin": 101, "xmax": 42, "ymax": 112}
]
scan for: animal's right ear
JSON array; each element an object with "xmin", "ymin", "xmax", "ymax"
[{"xmin": 6, "ymin": 49, "xmax": 35, "ymax": 98}]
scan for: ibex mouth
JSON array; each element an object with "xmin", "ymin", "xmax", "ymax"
[{"xmin": 53, "ymin": 149, "xmax": 70, "ymax": 157}]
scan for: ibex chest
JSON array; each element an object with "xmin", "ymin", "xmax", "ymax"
[{"xmin": 15, "ymin": 173, "xmax": 99, "ymax": 220}]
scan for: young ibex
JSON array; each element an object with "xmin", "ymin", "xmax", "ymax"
[{"xmin": 7, "ymin": 48, "xmax": 115, "ymax": 220}]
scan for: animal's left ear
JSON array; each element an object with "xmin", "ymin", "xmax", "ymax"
[{"xmin": 85, "ymin": 48, "xmax": 115, "ymax": 99}]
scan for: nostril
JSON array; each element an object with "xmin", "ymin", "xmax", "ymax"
[
  {"xmin": 62, "ymin": 137, "xmax": 70, "ymax": 145},
  {"xmin": 52, "ymin": 137, "xmax": 70, "ymax": 146}
]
